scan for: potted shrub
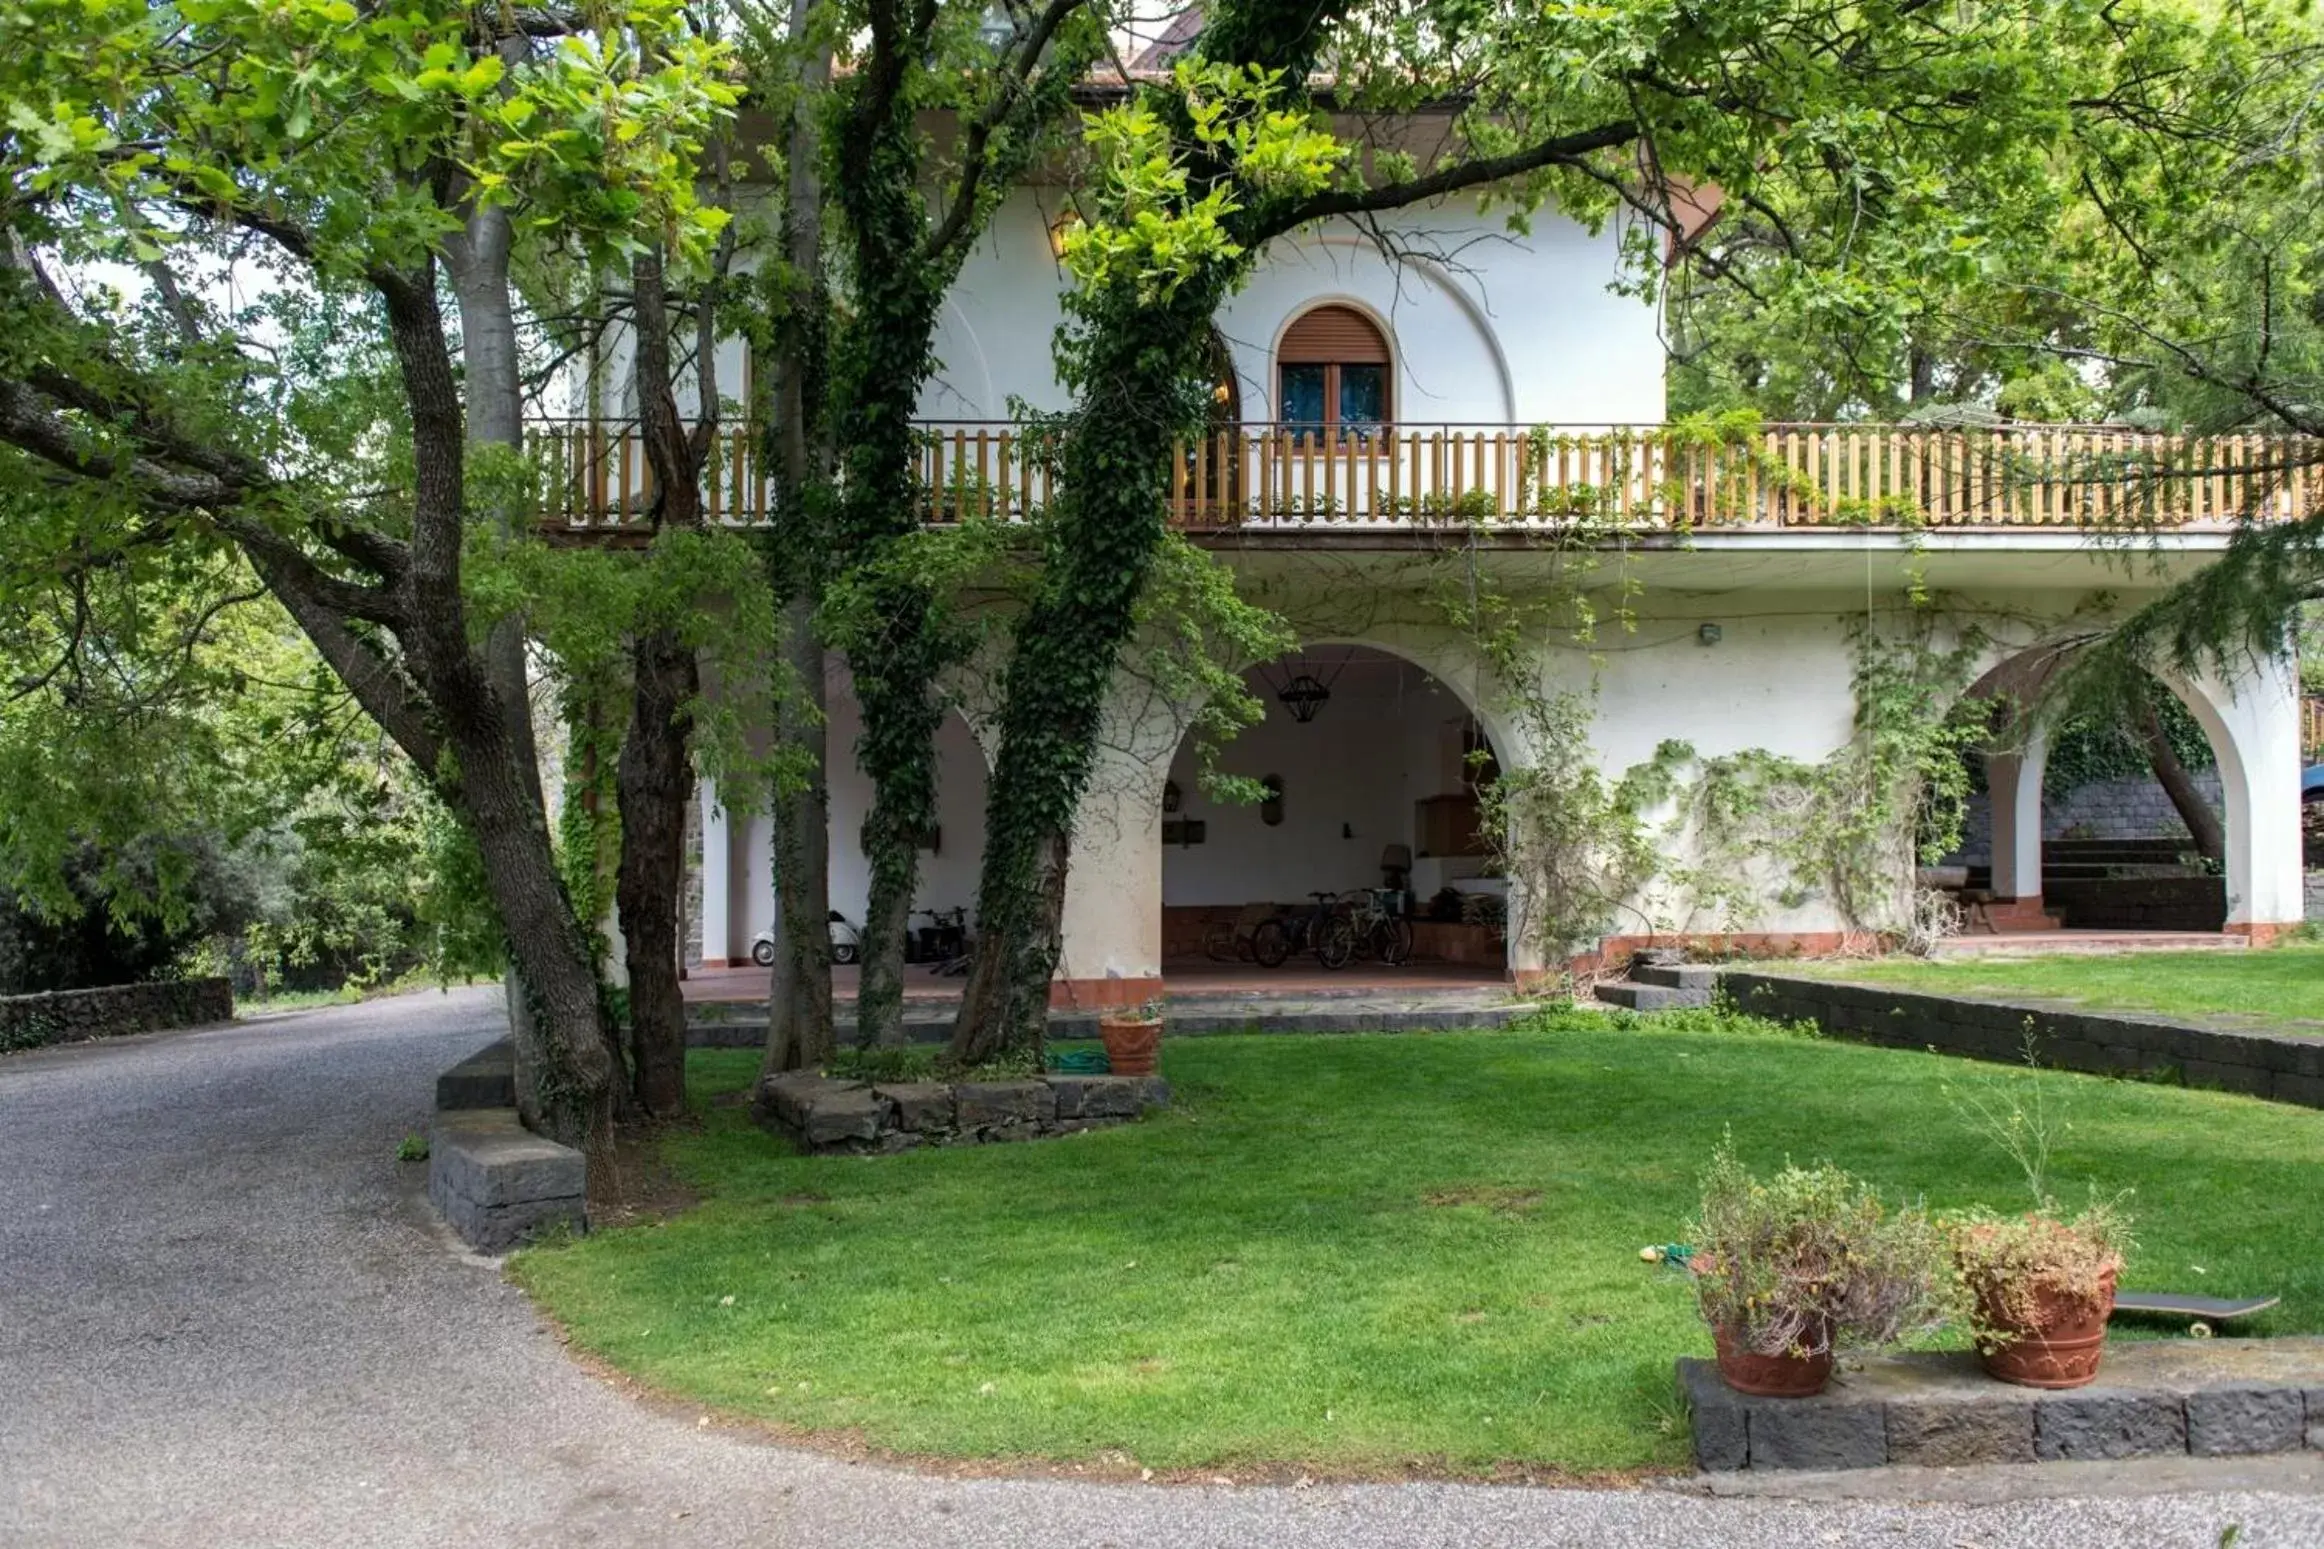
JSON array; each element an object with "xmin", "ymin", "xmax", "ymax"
[
  {"xmin": 1690, "ymin": 1143, "xmax": 1955, "ymax": 1397},
  {"xmin": 1097, "ymin": 998, "xmax": 1163, "ymax": 1077},
  {"xmin": 1949, "ymin": 1200, "xmax": 2130, "ymax": 1389}
]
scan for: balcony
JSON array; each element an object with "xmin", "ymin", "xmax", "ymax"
[{"xmin": 527, "ymin": 420, "xmax": 2319, "ymax": 536}]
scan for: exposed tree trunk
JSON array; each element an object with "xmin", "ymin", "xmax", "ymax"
[
  {"xmin": 761, "ymin": 0, "xmax": 838, "ymax": 1076},
  {"xmin": 365, "ymin": 253, "xmax": 632, "ymax": 1153},
  {"xmin": 445, "ymin": 192, "xmax": 563, "ymax": 1122},
  {"xmin": 765, "ymin": 596, "xmax": 836, "ymax": 1074},
  {"xmin": 615, "ymin": 243, "xmax": 709, "ymax": 1118},
  {"xmin": 2132, "ymin": 690, "xmax": 2225, "ymax": 863}
]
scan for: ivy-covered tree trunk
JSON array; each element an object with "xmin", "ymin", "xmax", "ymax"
[
  {"xmin": 760, "ymin": 0, "xmax": 838, "ymax": 1075},
  {"xmin": 614, "ymin": 245, "xmax": 709, "ymax": 1118},
  {"xmin": 824, "ymin": 72, "xmax": 955, "ymax": 1050},
  {"xmin": 850, "ymin": 590, "xmax": 947, "ymax": 1047},
  {"xmin": 947, "ymin": 295, "xmax": 1223, "ymax": 1063}
]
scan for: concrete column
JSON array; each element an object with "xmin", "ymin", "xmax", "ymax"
[
  {"xmin": 2171, "ymin": 653, "xmax": 2304, "ymax": 934},
  {"xmin": 1986, "ymin": 727, "xmax": 2049, "ymax": 903},
  {"xmin": 699, "ymin": 775, "xmax": 733, "ymax": 967},
  {"xmin": 1050, "ymin": 740, "xmax": 1168, "ymax": 1012}
]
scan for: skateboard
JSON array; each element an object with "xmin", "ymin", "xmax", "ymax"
[{"xmin": 2110, "ymin": 1292, "xmax": 2278, "ymax": 1337}]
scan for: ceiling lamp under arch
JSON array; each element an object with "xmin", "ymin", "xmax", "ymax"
[
  {"xmin": 1277, "ymin": 673, "xmax": 1332, "ymax": 723},
  {"xmin": 1257, "ymin": 648, "xmax": 1355, "ymax": 725}
]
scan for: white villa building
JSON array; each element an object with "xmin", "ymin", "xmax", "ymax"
[{"xmin": 547, "ymin": 174, "xmax": 2307, "ymax": 1008}]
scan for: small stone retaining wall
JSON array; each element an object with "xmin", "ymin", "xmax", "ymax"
[
  {"xmin": 755, "ymin": 1071, "xmax": 1170, "ymax": 1154},
  {"xmin": 1720, "ymin": 971, "xmax": 2324, "ymax": 1109},
  {"xmin": 1684, "ymin": 1338, "xmax": 2324, "ymax": 1471},
  {"xmin": 0, "ymin": 977, "xmax": 233, "ymax": 1052}
]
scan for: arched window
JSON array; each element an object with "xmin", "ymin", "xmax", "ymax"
[{"xmin": 1278, "ymin": 304, "xmax": 1390, "ymax": 441}]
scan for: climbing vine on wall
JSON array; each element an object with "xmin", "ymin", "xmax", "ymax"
[{"xmin": 1409, "ymin": 411, "xmax": 1997, "ymax": 977}]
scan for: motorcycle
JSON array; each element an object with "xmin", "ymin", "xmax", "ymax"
[{"xmin": 749, "ymin": 910, "xmax": 862, "ymax": 967}]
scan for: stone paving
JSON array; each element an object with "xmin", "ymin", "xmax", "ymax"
[{"xmin": 7, "ymin": 988, "xmax": 2324, "ymax": 1548}]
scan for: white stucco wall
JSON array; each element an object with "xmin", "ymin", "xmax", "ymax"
[{"xmin": 925, "ymin": 194, "xmax": 1664, "ymax": 426}]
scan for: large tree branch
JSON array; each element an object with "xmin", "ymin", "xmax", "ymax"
[
  {"xmin": 1247, "ymin": 119, "xmax": 1640, "ymax": 243},
  {"xmin": 209, "ymin": 511, "xmax": 407, "ymax": 626},
  {"xmin": 240, "ymin": 541, "xmax": 443, "ymax": 777},
  {"xmin": 0, "ymin": 377, "xmax": 258, "ymax": 514},
  {"xmin": 922, "ymin": 0, "xmax": 1089, "ymax": 266}
]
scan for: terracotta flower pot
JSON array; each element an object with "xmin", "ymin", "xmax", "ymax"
[
  {"xmin": 1098, "ymin": 1015, "xmax": 1162, "ymax": 1077},
  {"xmin": 1712, "ymin": 1319, "xmax": 1834, "ymax": 1398},
  {"xmin": 1972, "ymin": 1265, "xmax": 2117, "ymax": 1389}
]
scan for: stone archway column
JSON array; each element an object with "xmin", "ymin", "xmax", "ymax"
[
  {"xmin": 1986, "ymin": 727, "xmax": 2049, "ymax": 905},
  {"xmin": 699, "ymin": 776, "xmax": 732, "ymax": 967},
  {"xmin": 2172, "ymin": 652, "xmax": 2303, "ymax": 937}
]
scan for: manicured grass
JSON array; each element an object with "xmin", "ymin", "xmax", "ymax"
[
  {"xmin": 1787, "ymin": 941, "xmax": 2324, "ymax": 1024},
  {"xmin": 510, "ymin": 1013, "xmax": 2324, "ymax": 1476}
]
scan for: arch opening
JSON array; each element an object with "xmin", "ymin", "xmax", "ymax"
[
  {"xmin": 1159, "ymin": 643, "xmax": 1509, "ymax": 984},
  {"xmin": 1949, "ymin": 644, "xmax": 2240, "ymax": 938}
]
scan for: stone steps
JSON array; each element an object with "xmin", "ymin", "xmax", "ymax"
[{"xmin": 1591, "ymin": 962, "xmax": 1716, "ymax": 1013}]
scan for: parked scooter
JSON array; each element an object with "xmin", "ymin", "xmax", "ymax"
[{"xmin": 749, "ymin": 911, "xmax": 862, "ymax": 967}]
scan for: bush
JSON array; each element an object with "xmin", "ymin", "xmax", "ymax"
[{"xmin": 1690, "ymin": 1140, "xmax": 1958, "ymax": 1359}]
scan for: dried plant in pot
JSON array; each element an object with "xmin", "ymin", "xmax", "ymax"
[
  {"xmin": 1097, "ymin": 997, "xmax": 1164, "ymax": 1077},
  {"xmin": 1948, "ymin": 1200, "xmax": 2130, "ymax": 1389},
  {"xmin": 1690, "ymin": 1142, "xmax": 1957, "ymax": 1398}
]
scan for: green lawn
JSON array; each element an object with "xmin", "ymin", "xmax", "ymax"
[
  {"xmin": 1787, "ymin": 941, "xmax": 2324, "ymax": 1024},
  {"xmin": 510, "ymin": 1013, "xmax": 2324, "ymax": 1477}
]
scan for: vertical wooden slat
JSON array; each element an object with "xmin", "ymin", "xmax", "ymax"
[
  {"xmin": 1407, "ymin": 430, "xmax": 1423, "ymax": 523},
  {"xmin": 1971, "ymin": 430, "xmax": 1989, "ymax": 525}
]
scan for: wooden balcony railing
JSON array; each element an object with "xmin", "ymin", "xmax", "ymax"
[{"xmin": 528, "ymin": 419, "xmax": 2320, "ymax": 534}]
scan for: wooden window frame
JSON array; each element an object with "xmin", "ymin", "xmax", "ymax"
[{"xmin": 1277, "ymin": 305, "xmax": 1392, "ymax": 444}]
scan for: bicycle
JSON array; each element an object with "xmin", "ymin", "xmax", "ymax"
[
  {"xmin": 1202, "ymin": 902, "xmax": 1278, "ymax": 963},
  {"xmin": 1250, "ymin": 892, "xmax": 1355, "ymax": 970},
  {"xmin": 1342, "ymin": 887, "xmax": 1414, "ymax": 966}
]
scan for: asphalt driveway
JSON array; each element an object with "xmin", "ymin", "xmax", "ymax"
[{"xmin": 3, "ymin": 988, "xmax": 2321, "ymax": 1547}]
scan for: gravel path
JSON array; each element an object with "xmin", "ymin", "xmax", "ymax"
[{"xmin": 4, "ymin": 988, "xmax": 2321, "ymax": 1548}]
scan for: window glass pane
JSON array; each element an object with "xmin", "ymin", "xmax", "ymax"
[
  {"xmin": 1279, "ymin": 364, "xmax": 1326, "ymax": 435},
  {"xmin": 1338, "ymin": 365, "xmax": 1387, "ymax": 437}
]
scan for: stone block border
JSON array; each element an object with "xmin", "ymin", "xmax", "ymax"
[
  {"xmin": 1682, "ymin": 1337, "xmax": 2324, "ymax": 1471},
  {"xmin": 682, "ymin": 993, "xmax": 1526, "ymax": 1049},
  {"xmin": 755, "ymin": 1070, "xmax": 1170, "ymax": 1153},
  {"xmin": 426, "ymin": 1037, "xmax": 586, "ymax": 1253},
  {"xmin": 0, "ymin": 977, "xmax": 232, "ymax": 1053},
  {"xmin": 1719, "ymin": 971, "xmax": 2324, "ymax": 1110}
]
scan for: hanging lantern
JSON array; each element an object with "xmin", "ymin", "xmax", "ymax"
[{"xmin": 1277, "ymin": 674, "xmax": 1331, "ymax": 723}]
